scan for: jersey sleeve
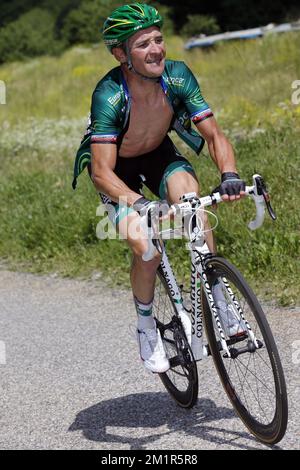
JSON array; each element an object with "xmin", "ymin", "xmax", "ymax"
[
  {"xmin": 90, "ymin": 87, "xmax": 122, "ymax": 144},
  {"xmin": 179, "ymin": 62, "xmax": 214, "ymax": 124}
]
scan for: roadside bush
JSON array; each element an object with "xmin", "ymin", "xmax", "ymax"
[
  {"xmin": 61, "ymin": 0, "xmax": 174, "ymax": 46},
  {"xmin": 181, "ymin": 14, "xmax": 220, "ymax": 38},
  {"xmin": 0, "ymin": 1, "xmax": 175, "ymax": 61},
  {"xmin": 0, "ymin": 8, "xmax": 64, "ymax": 63},
  {"xmin": 61, "ymin": 0, "xmax": 128, "ymax": 45}
]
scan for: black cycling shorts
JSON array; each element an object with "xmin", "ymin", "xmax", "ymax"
[{"xmin": 100, "ymin": 136, "xmax": 197, "ymax": 224}]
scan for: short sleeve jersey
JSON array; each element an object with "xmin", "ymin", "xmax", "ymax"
[{"xmin": 73, "ymin": 60, "xmax": 213, "ymax": 188}]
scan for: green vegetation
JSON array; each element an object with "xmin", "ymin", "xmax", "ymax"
[
  {"xmin": 0, "ymin": 1, "xmax": 174, "ymax": 64},
  {"xmin": 0, "ymin": 32, "xmax": 299, "ymax": 305},
  {"xmin": 0, "ymin": 8, "xmax": 64, "ymax": 63},
  {"xmin": 1, "ymin": 1, "xmax": 299, "ymax": 63},
  {"xmin": 181, "ymin": 15, "xmax": 220, "ymax": 38}
]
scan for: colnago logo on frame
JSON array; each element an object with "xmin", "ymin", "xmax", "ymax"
[
  {"xmin": 190, "ymin": 262, "xmax": 202, "ymax": 339},
  {"xmin": 0, "ymin": 341, "xmax": 6, "ymax": 365},
  {"xmin": 0, "ymin": 80, "xmax": 6, "ymax": 104}
]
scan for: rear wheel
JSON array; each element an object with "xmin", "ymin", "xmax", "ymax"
[
  {"xmin": 152, "ymin": 266, "xmax": 198, "ymax": 408},
  {"xmin": 202, "ymin": 257, "xmax": 288, "ymax": 445}
]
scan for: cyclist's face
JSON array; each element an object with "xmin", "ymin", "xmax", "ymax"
[{"xmin": 129, "ymin": 26, "xmax": 166, "ymax": 77}]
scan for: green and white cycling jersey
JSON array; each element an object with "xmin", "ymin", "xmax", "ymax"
[{"xmin": 72, "ymin": 60, "xmax": 213, "ymax": 188}]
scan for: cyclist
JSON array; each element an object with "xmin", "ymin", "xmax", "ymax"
[{"xmin": 73, "ymin": 3, "xmax": 246, "ymax": 373}]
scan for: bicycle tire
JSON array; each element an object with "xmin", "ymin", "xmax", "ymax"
[
  {"xmin": 202, "ymin": 256, "xmax": 288, "ymax": 445},
  {"xmin": 152, "ymin": 266, "xmax": 199, "ymax": 408}
]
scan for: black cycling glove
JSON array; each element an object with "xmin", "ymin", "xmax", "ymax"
[
  {"xmin": 133, "ymin": 197, "xmax": 169, "ymax": 218},
  {"xmin": 219, "ymin": 172, "xmax": 246, "ymax": 197}
]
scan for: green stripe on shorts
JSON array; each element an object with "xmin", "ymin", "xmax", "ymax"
[{"xmin": 159, "ymin": 161, "xmax": 196, "ymax": 199}]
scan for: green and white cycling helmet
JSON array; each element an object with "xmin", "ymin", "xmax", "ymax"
[{"xmin": 103, "ymin": 3, "xmax": 164, "ymax": 52}]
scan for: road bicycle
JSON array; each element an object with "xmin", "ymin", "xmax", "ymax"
[{"xmin": 142, "ymin": 174, "xmax": 288, "ymax": 445}]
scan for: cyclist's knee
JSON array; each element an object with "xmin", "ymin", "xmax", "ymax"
[
  {"xmin": 130, "ymin": 239, "xmax": 161, "ymax": 265},
  {"xmin": 167, "ymin": 173, "xmax": 199, "ymax": 203},
  {"xmin": 128, "ymin": 238, "xmax": 146, "ymax": 257}
]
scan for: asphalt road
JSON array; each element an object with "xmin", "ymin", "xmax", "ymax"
[{"xmin": 0, "ymin": 269, "xmax": 299, "ymax": 450}]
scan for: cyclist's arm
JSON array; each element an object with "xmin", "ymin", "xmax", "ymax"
[
  {"xmin": 195, "ymin": 117, "xmax": 237, "ymax": 174},
  {"xmin": 91, "ymin": 143, "xmax": 141, "ymax": 206}
]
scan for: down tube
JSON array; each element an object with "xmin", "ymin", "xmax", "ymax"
[
  {"xmin": 160, "ymin": 250, "xmax": 184, "ymax": 313},
  {"xmin": 191, "ymin": 249, "xmax": 203, "ymax": 361}
]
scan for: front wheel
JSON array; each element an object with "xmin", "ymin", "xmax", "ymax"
[{"xmin": 202, "ymin": 257, "xmax": 288, "ymax": 445}]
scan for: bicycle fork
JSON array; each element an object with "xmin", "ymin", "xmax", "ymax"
[
  {"xmin": 187, "ymin": 241, "xmax": 231, "ymax": 360},
  {"xmin": 159, "ymin": 242, "xmax": 260, "ymax": 362},
  {"xmin": 191, "ymin": 243, "xmax": 260, "ymax": 359},
  {"xmin": 191, "ymin": 243, "xmax": 232, "ymax": 359},
  {"xmin": 218, "ymin": 276, "xmax": 259, "ymax": 348},
  {"xmin": 158, "ymin": 242, "xmax": 229, "ymax": 361}
]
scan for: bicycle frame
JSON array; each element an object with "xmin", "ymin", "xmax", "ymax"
[
  {"xmin": 158, "ymin": 232, "xmax": 227, "ymax": 361},
  {"xmin": 154, "ymin": 174, "xmax": 274, "ymax": 361},
  {"xmin": 148, "ymin": 176, "xmax": 287, "ymax": 444}
]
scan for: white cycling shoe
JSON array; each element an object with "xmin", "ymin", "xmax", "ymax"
[
  {"xmin": 216, "ymin": 300, "xmax": 247, "ymax": 337},
  {"xmin": 137, "ymin": 327, "xmax": 170, "ymax": 373}
]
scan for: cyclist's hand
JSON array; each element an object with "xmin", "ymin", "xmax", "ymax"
[
  {"xmin": 133, "ymin": 197, "xmax": 170, "ymax": 220},
  {"xmin": 219, "ymin": 172, "xmax": 246, "ymax": 201}
]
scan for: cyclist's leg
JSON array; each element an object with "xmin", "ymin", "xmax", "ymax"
[
  {"xmin": 96, "ymin": 152, "xmax": 161, "ymax": 309},
  {"xmin": 164, "ymin": 171, "xmax": 245, "ymax": 335},
  {"xmin": 93, "ymin": 141, "xmax": 163, "ymax": 316},
  {"xmin": 156, "ymin": 143, "xmax": 216, "ymax": 253},
  {"xmin": 155, "ymin": 155, "xmax": 245, "ymax": 337},
  {"xmin": 165, "ymin": 171, "xmax": 215, "ymax": 252},
  {"xmin": 105, "ymin": 201, "xmax": 169, "ymax": 373},
  {"xmin": 101, "ymin": 195, "xmax": 161, "ymax": 308},
  {"xmin": 118, "ymin": 210, "xmax": 161, "ymax": 305}
]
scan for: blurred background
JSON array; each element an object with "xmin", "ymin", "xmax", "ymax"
[{"xmin": 0, "ymin": 0, "xmax": 299, "ymax": 305}]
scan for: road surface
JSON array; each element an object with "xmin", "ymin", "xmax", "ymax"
[{"xmin": 0, "ymin": 270, "xmax": 299, "ymax": 450}]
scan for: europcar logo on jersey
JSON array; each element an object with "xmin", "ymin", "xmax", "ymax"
[
  {"xmin": 108, "ymin": 92, "xmax": 121, "ymax": 106},
  {"xmin": 165, "ymin": 77, "xmax": 185, "ymax": 87},
  {"xmin": 0, "ymin": 80, "xmax": 6, "ymax": 104}
]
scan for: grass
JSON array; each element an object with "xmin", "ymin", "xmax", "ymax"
[{"xmin": 0, "ymin": 32, "xmax": 299, "ymax": 305}]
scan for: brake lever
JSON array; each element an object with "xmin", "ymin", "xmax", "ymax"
[{"xmin": 256, "ymin": 176, "xmax": 277, "ymax": 221}]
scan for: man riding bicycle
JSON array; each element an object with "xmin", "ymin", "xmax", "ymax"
[{"xmin": 73, "ymin": 3, "xmax": 246, "ymax": 374}]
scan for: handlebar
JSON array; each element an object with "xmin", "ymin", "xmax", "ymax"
[
  {"xmin": 140, "ymin": 174, "xmax": 276, "ymax": 261},
  {"xmin": 170, "ymin": 174, "xmax": 276, "ymax": 231}
]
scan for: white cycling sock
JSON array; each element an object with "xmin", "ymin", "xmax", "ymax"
[{"xmin": 134, "ymin": 296, "xmax": 156, "ymax": 330}]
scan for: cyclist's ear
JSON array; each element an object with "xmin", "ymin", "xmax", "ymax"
[{"xmin": 112, "ymin": 46, "xmax": 127, "ymax": 64}]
